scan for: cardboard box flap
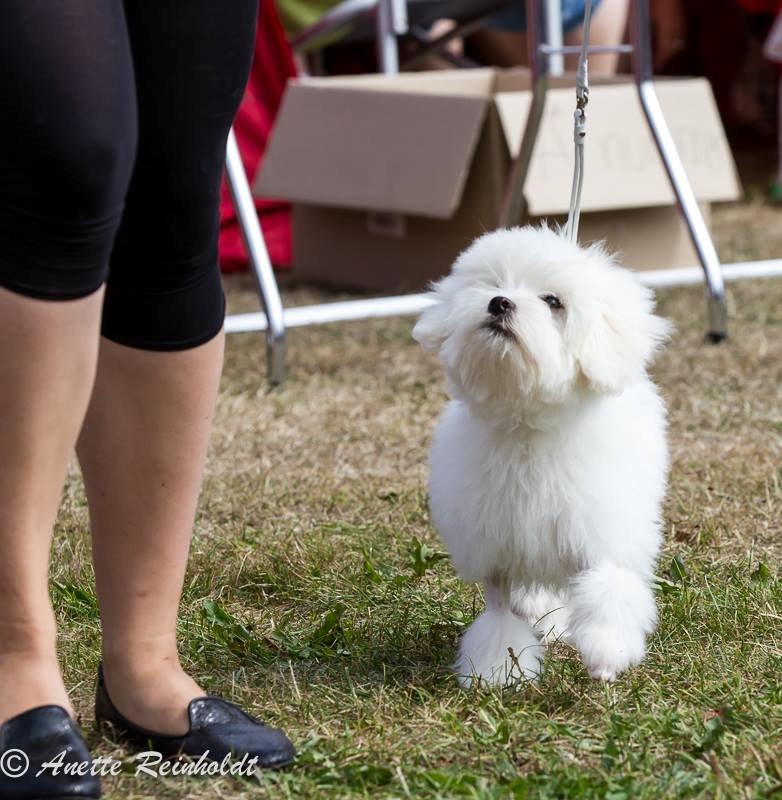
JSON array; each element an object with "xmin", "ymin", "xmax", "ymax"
[
  {"xmin": 493, "ymin": 67, "xmax": 629, "ymax": 92},
  {"xmin": 257, "ymin": 79, "xmax": 491, "ymax": 219},
  {"xmin": 297, "ymin": 68, "xmax": 497, "ymax": 96},
  {"xmin": 495, "ymin": 77, "xmax": 741, "ymax": 215}
]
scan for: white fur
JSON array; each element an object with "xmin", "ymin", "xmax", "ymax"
[
  {"xmin": 413, "ymin": 226, "xmax": 670, "ymax": 686},
  {"xmin": 511, "ymin": 585, "xmax": 570, "ymax": 643},
  {"xmin": 455, "ymin": 609, "xmax": 543, "ymax": 688}
]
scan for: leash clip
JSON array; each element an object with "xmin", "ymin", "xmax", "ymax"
[
  {"xmin": 576, "ymin": 84, "xmax": 589, "ymax": 112},
  {"xmin": 573, "ymin": 108, "xmax": 587, "ymax": 143},
  {"xmin": 564, "ymin": 0, "xmax": 593, "ymax": 243}
]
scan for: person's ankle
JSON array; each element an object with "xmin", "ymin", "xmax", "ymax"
[
  {"xmin": 101, "ymin": 639, "xmax": 186, "ymax": 683},
  {"xmin": 100, "ymin": 642, "xmax": 203, "ymax": 735},
  {"xmin": 0, "ymin": 651, "xmax": 73, "ymax": 725},
  {"xmin": 0, "ymin": 618, "xmax": 58, "ymax": 656}
]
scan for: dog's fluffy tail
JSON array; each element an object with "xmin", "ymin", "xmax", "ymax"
[{"xmin": 454, "ymin": 605, "xmax": 544, "ymax": 688}]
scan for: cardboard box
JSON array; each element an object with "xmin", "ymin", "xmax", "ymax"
[{"xmin": 256, "ymin": 69, "xmax": 740, "ymax": 292}]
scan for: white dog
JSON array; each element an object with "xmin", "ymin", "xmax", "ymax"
[{"xmin": 413, "ymin": 226, "xmax": 671, "ymax": 686}]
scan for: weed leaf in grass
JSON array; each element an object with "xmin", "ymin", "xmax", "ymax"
[
  {"xmin": 654, "ymin": 555, "xmax": 689, "ymax": 597},
  {"xmin": 409, "ymin": 536, "xmax": 448, "ymax": 577},
  {"xmin": 669, "ymin": 554, "xmax": 688, "ymax": 583},
  {"xmin": 751, "ymin": 561, "xmax": 772, "ymax": 582},
  {"xmin": 602, "ymin": 734, "xmax": 622, "ymax": 769},
  {"xmin": 309, "ymin": 602, "xmax": 346, "ymax": 648},
  {"xmin": 653, "ymin": 575, "xmax": 679, "ymax": 596},
  {"xmin": 340, "ymin": 764, "xmax": 393, "ymax": 789},
  {"xmin": 270, "ymin": 604, "xmax": 349, "ymax": 659},
  {"xmin": 695, "ymin": 715, "xmax": 726, "ymax": 755},
  {"xmin": 362, "ymin": 545, "xmax": 386, "ymax": 584},
  {"xmin": 53, "ymin": 581, "xmax": 99, "ymax": 614},
  {"xmin": 200, "ymin": 599, "xmax": 264, "ymax": 658},
  {"xmin": 473, "ymin": 707, "xmax": 511, "ymax": 746},
  {"xmin": 694, "ymin": 707, "xmax": 733, "ymax": 755}
]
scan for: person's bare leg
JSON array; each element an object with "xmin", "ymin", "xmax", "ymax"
[
  {"xmin": 77, "ymin": 332, "xmax": 223, "ymax": 735},
  {"xmin": 0, "ymin": 286, "xmax": 103, "ymax": 724},
  {"xmin": 468, "ymin": 28, "xmax": 529, "ymax": 69}
]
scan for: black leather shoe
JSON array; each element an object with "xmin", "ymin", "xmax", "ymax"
[
  {"xmin": 95, "ymin": 665, "xmax": 294, "ymax": 769},
  {"xmin": 0, "ymin": 705, "xmax": 101, "ymax": 799}
]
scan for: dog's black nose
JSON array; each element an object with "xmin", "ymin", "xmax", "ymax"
[{"xmin": 488, "ymin": 296, "xmax": 515, "ymax": 317}]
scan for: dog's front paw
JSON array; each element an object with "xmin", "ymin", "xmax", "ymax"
[
  {"xmin": 567, "ymin": 564, "xmax": 657, "ymax": 682},
  {"xmin": 572, "ymin": 625, "xmax": 647, "ymax": 682},
  {"xmin": 454, "ymin": 609, "xmax": 544, "ymax": 688}
]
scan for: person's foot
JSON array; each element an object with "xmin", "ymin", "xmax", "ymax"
[
  {"xmin": 0, "ymin": 651, "xmax": 73, "ymax": 725},
  {"xmin": 100, "ymin": 655, "xmax": 201, "ymax": 735},
  {"xmin": 0, "ymin": 706, "xmax": 101, "ymax": 799},
  {"xmin": 96, "ymin": 661, "xmax": 296, "ymax": 769}
]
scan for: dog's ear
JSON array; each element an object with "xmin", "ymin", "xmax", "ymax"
[
  {"xmin": 412, "ymin": 278, "xmax": 453, "ymax": 353},
  {"xmin": 577, "ymin": 284, "xmax": 672, "ymax": 394},
  {"xmin": 412, "ymin": 300, "xmax": 449, "ymax": 353}
]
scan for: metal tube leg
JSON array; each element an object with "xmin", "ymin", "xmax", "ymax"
[
  {"xmin": 544, "ymin": 0, "xmax": 564, "ymax": 75},
  {"xmin": 636, "ymin": 84, "xmax": 727, "ymax": 341},
  {"xmin": 499, "ymin": 81, "xmax": 547, "ymax": 227},
  {"xmin": 225, "ymin": 128, "xmax": 287, "ymax": 384},
  {"xmin": 631, "ymin": 0, "xmax": 727, "ymax": 342},
  {"xmin": 376, "ymin": 0, "xmax": 400, "ymax": 74}
]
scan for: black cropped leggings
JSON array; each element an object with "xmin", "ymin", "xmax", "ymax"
[{"xmin": 0, "ymin": 1, "xmax": 257, "ymax": 350}]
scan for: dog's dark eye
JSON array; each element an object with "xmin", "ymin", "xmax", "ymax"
[{"xmin": 541, "ymin": 293, "xmax": 564, "ymax": 311}]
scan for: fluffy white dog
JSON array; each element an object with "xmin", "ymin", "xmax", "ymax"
[{"xmin": 413, "ymin": 226, "xmax": 671, "ymax": 686}]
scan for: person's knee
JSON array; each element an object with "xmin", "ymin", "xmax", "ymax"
[
  {"xmin": 0, "ymin": 110, "xmax": 138, "ymax": 300},
  {"xmin": 105, "ymin": 186, "xmax": 224, "ymax": 350},
  {"xmin": 116, "ymin": 166, "xmax": 221, "ymax": 272},
  {"xmin": 41, "ymin": 112, "xmax": 138, "ymax": 223},
  {"xmin": 100, "ymin": 135, "xmax": 226, "ymax": 349}
]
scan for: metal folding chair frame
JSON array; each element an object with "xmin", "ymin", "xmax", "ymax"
[
  {"xmin": 224, "ymin": 130, "xmax": 287, "ymax": 385},
  {"xmin": 224, "ymin": 0, "xmax": 734, "ymax": 384},
  {"xmin": 499, "ymin": 0, "xmax": 727, "ymax": 341},
  {"xmin": 291, "ymin": 0, "xmax": 519, "ymax": 73}
]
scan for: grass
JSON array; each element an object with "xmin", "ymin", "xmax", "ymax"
[{"xmin": 51, "ymin": 187, "xmax": 782, "ymax": 798}]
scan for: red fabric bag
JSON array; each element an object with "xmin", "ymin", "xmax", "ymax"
[
  {"xmin": 219, "ymin": 0, "xmax": 296, "ymax": 272},
  {"xmin": 736, "ymin": 0, "xmax": 782, "ymax": 12}
]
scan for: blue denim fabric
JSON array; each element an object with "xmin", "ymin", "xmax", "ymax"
[{"xmin": 489, "ymin": 0, "xmax": 603, "ymax": 34}]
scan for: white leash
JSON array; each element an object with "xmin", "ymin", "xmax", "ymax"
[{"xmin": 563, "ymin": 0, "xmax": 593, "ymax": 242}]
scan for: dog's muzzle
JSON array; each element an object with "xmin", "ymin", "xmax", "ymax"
[
  {"xmin": 488, "ymin": 296, "xmax": 516, "ymax": 317},
  {"xmin": 483, "ymin": 296, "xmax": 517, "ymax": 339}
]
